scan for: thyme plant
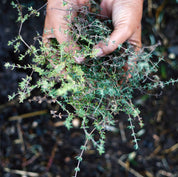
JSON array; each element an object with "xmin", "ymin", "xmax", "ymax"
[{"xmin": 5, "ymin": 1, "xmax": 178, "ymax": 176}]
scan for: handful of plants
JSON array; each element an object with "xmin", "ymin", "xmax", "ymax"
[{"xmin": 5, "ymin": 1, "xmax": 178, "ymax": 175}]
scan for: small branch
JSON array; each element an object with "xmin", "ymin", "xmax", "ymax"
[
  {"xmin": 117, "ymin": 159, "xmax": 144, "ymax": 177},
  {"xmin": 119, "ymin": 122, "xmax": 127, "ymax": 143},
  {"xmin": 163, "ymin": 143, "xmax": 178, "ymax": 154},
  {"xmin": 128, "ymin": 114, "xmax": 139, "ymax": 149},
  {"xmin": 36, "ymin": 2, "xmax": 47, "ymax": 12},
  {"xmin": 157, "ymin": 170, "xmax": 174, "ymax": 177},
  {"xmin": 8, "ymin": 110, "xmax": 48, "ymax": 121},
  {"xmin": 53, "ymin": 121, "xmax": 65, "ymax": 127},
  {"xmin": 4, "ymin": 168, "xmax": 39, "ymax": 177},
  {"xmin": 74, "ymin": 127, "xmax": 96, "ymax": 177},
  {"xmin": 22, "ymin": 153, "xmax": 40, "ymax": 167},
  {"xmin": 17, "ymin": 120, "xmax": 25, "ymax": 152},
  {"xmin": 46, "ymin": 144, "xmax": 58, "ymax": 172}
]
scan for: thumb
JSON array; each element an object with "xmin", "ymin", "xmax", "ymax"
[{"xmin": 93, "ymin": 26, "xmax": 132, "ymax": 57}]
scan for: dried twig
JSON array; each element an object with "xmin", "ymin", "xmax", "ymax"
[
  {"xmin": 46, "ymin": 144, "xmax": 58, "ymax": 172},
  {"xmin": 163, "ymin": 143, "xmax": 178, "ymax": 154},
  {"xmin": 148, "ymin": 0, "xmax": 153, "ymax": 17},
  {"xmin": 17, "ymin": 120, "xmax": 25, "ymax": 152},
  {"xmin": 147, "ymin": 145, "xmax": 161, "ymax": 159},
  {"xmin": 22, "ymin": 153, "xmax": 41, "ymax": 167},
  {"xmin": 53, "ymin": 121, "xmax": 65, "ymax": 127},
  {"xmin": 157, "ymin": 170, "xmax": 174, "ymax": 177},
  {"xmin": 117, "ymin": 159, "xmax": 144, "ymax": 177},
  {"xmin": 8, "ymin": 110, "xmax": 48, "ymax": 121},
  {"xmin": 145, "ymin": 170, "xmax": 154, "ymax": 177},
  {"xmin": 4, "ymin": 168, "xmax": 39, "ymax": 177},
  {"xmin": 119, "ymin": 122, "xmax": 127, "ymax": 143}
]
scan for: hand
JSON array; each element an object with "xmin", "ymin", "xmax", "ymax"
[
  {"xmin": 43, "ymin": 0, "xmax": 90, "ymax": 63},
  {"xmin": 94, "ymin": 0, "xmax": 143, "ymax": 57}
]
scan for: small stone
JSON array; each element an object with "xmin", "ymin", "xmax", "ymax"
[
  {"xmin": 168, "ymin": 53, "xmax": 176, "ymax": 59},
  {"xmin": 32, "ymin": 121, "xmax": 38, "ymax": 128},
  {"xmin": 72, "ymin": 118, "xmax": 80, "ymax": 128}
]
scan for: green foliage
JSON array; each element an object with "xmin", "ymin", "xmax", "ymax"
[{"xmin": 6, "ymin": 1, "xmax": 178, "ymax": 176}]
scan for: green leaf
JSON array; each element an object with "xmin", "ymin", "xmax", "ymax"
[
  {"xmin": 74, "ymin": 167, "xmax": 80, "ymax": 172},
  {"xmin": 62, "ymin": 0, "xmax": 68, "ymax": 6},
  {"xmin": 76, "ymin": 156, "xmax": 82, "ymax": 162}
]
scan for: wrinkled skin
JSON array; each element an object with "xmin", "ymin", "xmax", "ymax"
[{"xmin": 43, "ymin": 0, "xmax": 143, "ymax": 63}]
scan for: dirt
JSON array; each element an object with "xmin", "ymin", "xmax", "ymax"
[{"xmin": 0, "ymin": 1, "xmax": 178, "ymax": 177}]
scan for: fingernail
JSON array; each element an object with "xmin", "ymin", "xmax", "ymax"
[
  {"xmin": 74, "ymin": 54, "xmax": 85, "ymax": 64},
  {"xmin": 92, "ymin": 48, "xmax": 103, "ymax": 57}
]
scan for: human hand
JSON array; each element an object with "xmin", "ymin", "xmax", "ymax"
[
  {"xmin": 93, "ymin": 0, "xmax": 143, "ymax": 57},
  {"xmin": 43, "ymin": 0, "xmax": 90, "ymax": 63}
]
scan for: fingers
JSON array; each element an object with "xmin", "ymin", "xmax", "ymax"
[
  {"xmin": 93, "ymin": 0, "xmax": 143, "ymax": 57},
  {"xmin": 54, "ymin": 29, "xmax": 85, "ymax": 63},
  {"xmin": 43, "ymin": 11, "xmax": 84, "ymax": 63},
  {"xmin": 93, "ymin": 23, "xmax": 142, "ymax": 57},
  {"xmin": 42, "ymin": 15, "xmax": 55, "ymax": 48},
  {"xmin": 93, "ymin": 26, "xmax": 132, "ymax": 57},
  {"xmin": 126, "ymin": 25, "xmax": 142, "ymax": 79},
  {"xmin": 128, "ymin": 24, "xmax": 142, "ymax": 52},
  {"xmin": 43, "ymin": 26, "xmax": 84, "ymax": 63},
  {"xmin": 100, "ymin": 0, "xmax": 113, "ymax": 18}
]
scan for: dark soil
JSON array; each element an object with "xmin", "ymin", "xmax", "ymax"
[{"xmin": 0, "ymin": 1, "xmax": 178, "ymax": 177}]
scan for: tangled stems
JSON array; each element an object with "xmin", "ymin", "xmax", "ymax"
[{"xmin": 6, "ymin": 1, "xmax": 178, "ymax": 176}]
